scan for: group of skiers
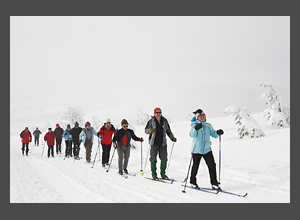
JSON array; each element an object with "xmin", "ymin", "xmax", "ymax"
[{"xmin": 19, "ymin": 107, "xmax": 224, "ymax": 190}]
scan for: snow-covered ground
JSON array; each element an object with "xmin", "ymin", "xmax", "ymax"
[{"xmin": 10, "ymin": 113, "xmax": 289, "ymax": 203}]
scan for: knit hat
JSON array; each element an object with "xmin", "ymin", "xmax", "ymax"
[
  {"xmin": 193, "ymin": 109, "xmax": 203, "ymax": 115},
  {"xmin": 107, "ymin": 118, "xmax": 111, "ymax": 123},
  {"xmin": 85, "ymin": 121, "xmax": 91, "ymax": 127},
  {"xmin": 121, "ymin": 119, "xmax": 129, "ymax": 126},
  {"xmin": 67, "ymin": 124, "xmax": 70, "ymax": 128},
  {"xmin": 56, "ymin": 123, "xmax": 59, "ymax": 127},
  {"xmin": 154, "ymin": 107, "xmax": 162, "ymax": 114},
  {"xmin": 25, "ymin": 127, "xmax": 28, "ymax": 130},
  {"xmin": 75, "ymin": 121, "xmax": 79, "ymax": 126}
]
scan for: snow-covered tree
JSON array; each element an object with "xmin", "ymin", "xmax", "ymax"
[
  {"xmin": 225, "ymin": 105, "xmax": 266, "ymax": 139},
  {"xmin": 136, "ymin": 109, "xmax": 151, "ymax": 126},
  {"xmin": 91, "ymin": 115, "xmax": 102, "ymax": 130},
  {"xmin": 62, "ymin": 107, "xmax": 85, "ymax": 127},
  {"xmin": 259, "ymin": 82, "xmax": 290, "ymax": 128}
]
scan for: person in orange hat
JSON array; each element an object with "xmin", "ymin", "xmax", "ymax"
[
  {"xmin": 20, "ymin": 127, "xmax": 32, "ymax": 156},
  {"xmin": 145, "ymin": 107, "xmax": 177, "ymax": 180}
]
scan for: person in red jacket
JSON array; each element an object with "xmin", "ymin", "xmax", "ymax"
[
  {"xmin": 44, "ymin": 128, "xmax": 56, "ymax": 158},
  {"xmin": 20, "ymin": 127, "xmax": 32, "ymax": 156},
  {"xmin": 97, "ymin": 118, "xmax": 116, "ymax": 167}
]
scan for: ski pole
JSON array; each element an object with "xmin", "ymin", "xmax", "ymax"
[
  {"xmin": 167, "ymin": 142, "xmax": 175, "ymax": 174},
  {"xmin": 91, "ymin": 140, "xmax": 100, "ymax": 168},
  {"xmin": 219, "ymin": 135, "xmax": 221, "ymax": 184},
  {"xmin": 140, "ymin": 141, "xmax": 143, "ymax": 175},
  {"xmin": 41, "ymin": 140, "xmax": 46, "ymax": 158},
  {"xmin": 141, "ymin": 145, "xmax": 150, "ymax": 175},
  {"xmin": 182, "ymin": 131, "xmax": 198, "ymax": 193},
  {"xmin": 98, "ymin": 137, "xmax": 101, "ymax": 161},
  {"xmin": 106, "ymin": 145, "xmax": 117, "ymax": 172}
]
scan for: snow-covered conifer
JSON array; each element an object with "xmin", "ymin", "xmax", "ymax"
[
  {"xmin": 258, "ymin": 82, "xmax": 290, "ymax": 127},
  {"xmin": 225, "ymin": 105, "xmax": 265, "ymax": 139}
]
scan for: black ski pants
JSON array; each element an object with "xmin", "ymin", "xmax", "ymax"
[
  {"xmin": 22, "ymin": 143, "xmax": 29, "ymax": 155},
  {"xmin": 65, "ymin": 140, "xmax": 72, "ymax": 156},
  {"xmin": 101, "ymin": 142, "xmax": 112, "ymax": 165},
  {"xmin": 73, "ymin": 140, "xmax": 80, "ymax": 157},
  {"xmin": 48, "ymin": 145, "xmax": 54, "ymax": 157},
  {"xmin": 190, "ymin": 151, "xmax": 219, "ymax": 186},
  {"xmin": 55, "ymin": 137, "xmax": 62, "ymax": 154},
  {"xmin": 34, "ymin": 136, "xmax": 39, "ymax": 146}
]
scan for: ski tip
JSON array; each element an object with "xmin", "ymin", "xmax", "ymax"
[
  {"xmin": 182, "ymin": 190, "xmax": 186, "ymax": 193},
  {"xmin": 171, "ymin": 179, "xmax": 175, "ymax": 184},
  {"xmin": 243, "ymin": 193, "xmax": 248, "ymax": 197}
]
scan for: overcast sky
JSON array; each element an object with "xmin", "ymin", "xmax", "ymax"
[{"xmin": 10, "ymin": 16, "xmax": 290, "ymax": 124}]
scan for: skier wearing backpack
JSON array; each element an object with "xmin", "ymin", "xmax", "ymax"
[
  {"xmin": 63, "ymin": 124, "xmax": 73, "ymax": 157},
  {"xmin": 112, "ymin": 119, "xmax": 143, "ymax": 175},
  {"xmin": 79, "ymin": 122, "xmax": 98, "ymax": 163},
  {"xmin": 145, "ymin": 107, "xmax": 177, "ymax": 180},
  {"xmin": 97, "ymin": 118, "xmax": 116, "ymax": 167},
  {"xmin": 44, "ymin": 128, "xmax": 56, "ymax": 158},
  {"xmin": 33, "ymin": 127, "xmax": 42, "ymax": 146},
  {"xmin": 54, "ymin": 123, "xmax": 64, "ymax": 155},
  {"xmin": 70, "ymin": 121, "xmax": 82, "ymax": 158},
  {"xmin": 20, "ymin": 127, "xmax": 32, "ymax": 156},
  {"xmin": 189, "ymin": 109, "xmax": 224, "ymax": 190}
]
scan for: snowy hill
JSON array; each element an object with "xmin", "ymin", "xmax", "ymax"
[{"xmin": 10, "ymin": 113, "xmax": 290, "ymax": 203}]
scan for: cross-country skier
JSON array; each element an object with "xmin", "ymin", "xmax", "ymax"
[
  {"xmin": 20, "ymin": 127, "xmax": 32, "ymax": 156},
  {"xmin": 63, "ymin": 124, "xmax": 73, "ymax": 157},
  {"xmin": 44, "ymin": 128, "xmax": 56, "ymax": 158},
  {"xmin": 33, "ymin": 127, "xmax": 41, "ymax": 146},
  {"xmin": 54, "ymin": 123, "xmax": 64, "ymax": 155},
  {"xmin": 70, "ymin": 121, "xmax": 82, "ymax": 159},
  {"xmin": 97, "ymin": 118, "xmax": 116, "ymax": 167},
  {"xmin": 145, "ymin": 107, "xmax": 177, "ymax": 180},
  {"xmin": 189, "ymin": 109, "xmax": 224, "ymax": 190},
  {"xmin": 112, "ymin": 119, "xmax": 143, "ymax": 175},
  {"xmin": 79, "ymin": 121, "xmax": 98, "ymax": 163}
]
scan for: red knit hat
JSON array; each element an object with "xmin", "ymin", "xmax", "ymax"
[
  {"xmin": 56, "ymin": 124, "xmax": 59, "ymax": 127},
  {"xmin": 25, "ymin": 127, "xmax": 28, "ymax": 130},
  {"xmin": 154, "ymin": 107, "xmax": 162, "ymax": 114},
  {"xmin": 85, "ymin": 121, "xmax": 91, "ymax": 127}
]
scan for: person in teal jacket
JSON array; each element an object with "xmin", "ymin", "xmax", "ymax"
[
  {"xmin": 63, "ymin": 124, "xmax": 73, "ymax": 157},
  {"xmin": 79, "ymin": 122, "xmax": 98, "ymax": 163},
  {"xmin": 189, "ymin": 109, "xmax": 224, "ymax": 190}
]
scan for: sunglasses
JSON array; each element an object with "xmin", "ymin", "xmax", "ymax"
[
  {"xmin": 155, "ymin": 112, "xmax": 162, "ymax": 114},
  {"xmin": 122, "ymin": 125, "xmax": 128, "ymax": 128}
]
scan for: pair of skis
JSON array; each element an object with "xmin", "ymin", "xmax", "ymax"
[
  {"xmin": 182, "ymin": 185, "xmax": 248, "ymax": 197},
  {"xmin": 145, "ymin": 176, "xmax": 247, "ymax": 197}
]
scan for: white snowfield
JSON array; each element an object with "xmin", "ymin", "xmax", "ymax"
[{"xmin": 10, "ymin": 114, "xmax": 290, "ymax": 203}]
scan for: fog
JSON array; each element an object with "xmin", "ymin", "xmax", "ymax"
[{"xmin": 10, "ymin": 16, "xmax": 290, "ymax": 126}]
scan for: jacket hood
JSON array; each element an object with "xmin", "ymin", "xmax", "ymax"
[{"xmin": 191, "ymin": 116, "xmax": 207, "ymax": 126}]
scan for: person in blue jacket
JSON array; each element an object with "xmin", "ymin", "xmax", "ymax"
[
  {"xmin": 189, "ymin": 109, "xmax": 224, "ymax": 190},
  {"xmin": 63, "ymin": 124, "xmax": 73, "ymax": 157},
  {"xmin": 79, "ymin": 121, "xmax": 98, "ymax": 163}
]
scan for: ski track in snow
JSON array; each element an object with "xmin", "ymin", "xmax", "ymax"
[{"xmin": 10, "ymin": 118, "xmax": 290, "ymax": 203}]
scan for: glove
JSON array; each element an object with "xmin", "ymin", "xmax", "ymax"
[
  {"xmin": 172, "ymin": 137, "xmax": 177, "ymax": 142},
  {"xmin": 44, "ymin": 138, "xmax": 47, "ymax": 141},
  {"xmin": 195, "ymin": 123, "xmax": 203, "ymax": 131},
  {"xmin": 216, "ymin": 129, "xmax": 224, "ymax": 135},
  {"xmin": 151, "ymin": 127, "xmax": 156, "ymax": 133},
  {"xmin": 113, "ymin": 142, "xmax": 118, "ymax": 149},
  {"xmin": 100, "ymin": 135, "xmax": 103, "ymax": 140},
  {"xmin": 139, "ymin": 137, "xmax": 144, "ymax": 142}
]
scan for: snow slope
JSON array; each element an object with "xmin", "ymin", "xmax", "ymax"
[{"xmin": 10, "ymin": 114, "xmax": 290, "ymax": 203}]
